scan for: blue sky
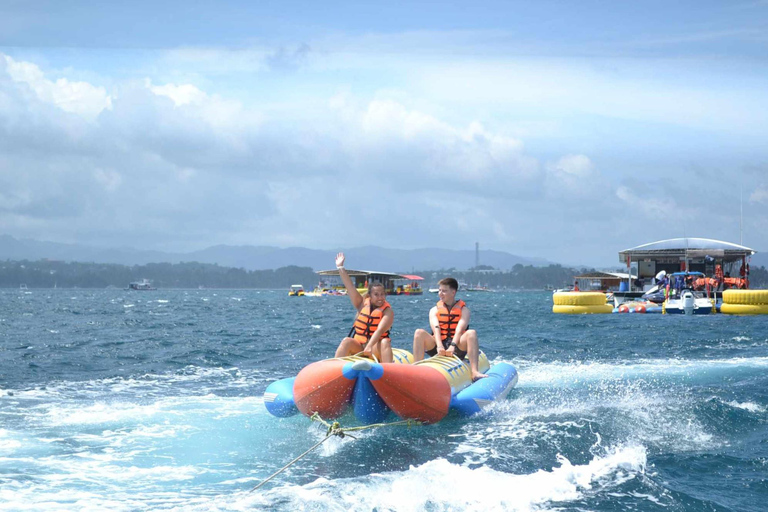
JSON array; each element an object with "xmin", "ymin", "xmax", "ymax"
[{"xmin": 1, "ymin": 0, "xmax": 767, "ymax": 266}]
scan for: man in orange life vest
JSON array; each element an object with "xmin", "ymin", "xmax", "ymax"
[
  {"xmin": 412, "ymin": 277, "xmax": 487, "ymax": 381},
  {"xmin": 333, "ymin": 252, "xmax": 395, "ymax": 363}
]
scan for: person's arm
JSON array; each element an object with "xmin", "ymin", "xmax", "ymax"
[
  {"xmin": 446, "ymin": 306, "xmax": 470, "ymax": 356},
  {"xmin": 362, "ymin": 308, "xmax": 393, "ymax": 357},
  {"xmin": 336, "ymin": 252, "xmax": 363, "ymax": 310},
  {"xmin": 429, "ymin": 307, "xmax": 446, "ymax": 356}
]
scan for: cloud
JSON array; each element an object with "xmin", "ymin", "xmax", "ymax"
[
  {"xmin": 3, "ymin": 55, "xmax": 112, "ymax": 120},
  {"xmin": 1, "ymin": 47, "xmax": 764, "ymax": 264},
  {"xmin": 0, "ymin": 52, "xmax": 558, "ymax": 252},
  {"xmin": 750, "ymin": 186, "xmax": 768, "ymax": 204},
  {"xmin": 549, "ymin": 154, "xmax": 594, "ymax": 178},
  {"xmin": 615, "ymin": 185, "xmax": 672, "ymax": 220},
  {"xmin": 265, "ymin": 43, "xmax": 312, "ymax": 72},
  {"xmin": 147, "ymin": 80, "xmax": 207, "ymax": 106}
]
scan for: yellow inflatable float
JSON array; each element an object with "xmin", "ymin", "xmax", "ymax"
[
  {"xmin": 552, "ymin": 292, "xmax": 613, "ymax": 314},
  {"xmin": 721, "ymin": 289, "xmax": 768, "ymax": 315}
]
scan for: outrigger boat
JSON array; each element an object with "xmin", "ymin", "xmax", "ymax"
[{"xmin": 264, "ymin": 349, "xmax": 518, "ymax": 424}]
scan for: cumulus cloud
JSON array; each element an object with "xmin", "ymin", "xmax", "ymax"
[
  {"xmin": 3, "ymin": 49, "xmax": 759, "ymax": 264},
  {"xmin": 330, "ymin": 96, "xmax": 539, "ymax": 199},
  {"xmin": 548, "ymin": 154, "xmax": 594, "ymax": 178},
  {"xmin": 147, "ymin": 80, "xmax": 208, "ymax": 106},
  {"xmin": 3, "ymin": 55, "xmax": 112, "ymax": 120},
  {"xmin": 750, "ymin": 186, "xmax": 768, "ymax": 204},
  {"xmin": 543, "ymin": 154, "xmax": 615, "ymax": 209},
  {"xmin": 0, "ymin": 52, "xmax": 556, "ymax": 252},
  {"xmin": 615, "ymin": 185, "xmax": 670, "ymax": 219}
]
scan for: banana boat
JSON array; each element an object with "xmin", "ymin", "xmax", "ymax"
[{"xmin": 263, "ymin": 348, "xmax": 518, "ymax": 424}]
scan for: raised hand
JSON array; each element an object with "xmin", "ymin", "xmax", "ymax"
[{"xmin": 335, "ymin": 252, "xmax": 345, "ymax": 269}]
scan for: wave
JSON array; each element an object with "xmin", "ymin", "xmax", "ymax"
[
  {"xmin": 242, "ymin": 445, "xmax": 647, "ymax": 512},
  {"xmin": 501, "ymin": 355, "xmax": 768, "ymax": 387},
  {"xmin": 0, "ymin": 365, "xmax": 265, "ymax": 401}
]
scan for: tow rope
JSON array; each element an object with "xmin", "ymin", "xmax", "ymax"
[{"xmin": 249, "ymin": 412, "xmax": 421, "ymax": 493}]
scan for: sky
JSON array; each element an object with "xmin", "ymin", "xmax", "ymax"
[{"xmin": 1, "ymin": 0, "xmax": 768, "ymax": 266}]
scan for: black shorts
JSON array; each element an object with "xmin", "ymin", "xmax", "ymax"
[{"xmin": 426, "ymin": 337, "xmax": 467, "ymax": 360}]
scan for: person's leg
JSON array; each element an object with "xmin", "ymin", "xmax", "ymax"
[
  {"xmin": 335, "ymin": 337, "xmax": 363, "ymax": 358},
  {"xmin": 379, "ymin": 338, "xmax": 393, "ymax": 363},
  {"xmin": 458, "ymin": 330, "xmax": 486, "ymax": 380},
  {"xmin": 412, "ymin": 329, "xmax": 436, "ymax": 361}
]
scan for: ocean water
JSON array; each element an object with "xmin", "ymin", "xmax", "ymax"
[{"xmin": 1, "ymin": 289, "xmax": 768, "ymax": 511}]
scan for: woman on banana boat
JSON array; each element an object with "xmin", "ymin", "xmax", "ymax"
[
  {"xmin": 334, "ymin": 252, "xmax": 395, "ymax": 362},
  {"xmin": 333, "ymin": 253, "xmax": 487, "ymax": 379}
]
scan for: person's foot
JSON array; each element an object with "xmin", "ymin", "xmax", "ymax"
[{"xmin": 472, "ymin": 371, "xmax": 488, "ymax": 382}]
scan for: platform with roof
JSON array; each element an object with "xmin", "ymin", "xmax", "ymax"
[
  {"xmin": 617, "ymin": 238, "xmax": 756, "ymax": 293},
  {"xmin": 620, "ymin": 238, "xmax": 754, "ymax": 277},
  {"xmin": 316, "ymin": 268, "xmax": 407, "ymax": 293},
  {"xmin": 573, "ymin": 271, "xmax": 637, "ymax": 291}
]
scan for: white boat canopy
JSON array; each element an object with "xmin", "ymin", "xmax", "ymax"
[{"xmin": 619, "ymin": 238, "xmax": 755, "ymax": 264}]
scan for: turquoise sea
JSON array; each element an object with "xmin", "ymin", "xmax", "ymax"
[{"xmin": 2, "ymin": 288, "xmax": 768, "ymax": 511}]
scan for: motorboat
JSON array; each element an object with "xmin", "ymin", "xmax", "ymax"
[
  {"xmin": 288, "ymin": 284, "xmax": 305, "ymax": 296},
  {"xmin": 127, "ymin": 279, "xmax": 155, "ymax": 291},
  {"xmin": 664, "ymin": 288, "xmax": 717, "ymax": 315}
]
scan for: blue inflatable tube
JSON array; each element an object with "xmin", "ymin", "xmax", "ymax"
[
  {"xmin": 263, "ymin": 377, "xmax": 298, "ymax": 417},
  {"xmin": 450, "ymin": 363, "xmax": 519, "ymax": 416}
]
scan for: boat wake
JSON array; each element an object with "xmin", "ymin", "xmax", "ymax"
[{"xmin": 242, "ymin": 445, "xmax": 647, "ymax": 512}]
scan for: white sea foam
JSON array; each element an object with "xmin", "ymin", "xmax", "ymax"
[
  {"xmin": 461, "ymin": 358, "xmax": 727, "ymax": 454},
  {"xmin": 504, "ymin": 356, "xmax": 768, "ymax": 388},
  {"xmin": 39, "ymin": 395, "xmax": 264, "ymax": 427},
  {"xmin": 3, "ymin": 366, "xmax": 263, "ymax": 401},
  {"xmin": 240, "ymin": 445, "xmax": 647, "ymax": 512},
  {"xmin": 0, "ymin": 430, "xmax": 22, "ymax": 452},
  {"xmin": 726, "ymin": 400, "xmax": 767, "ymax": 413}
]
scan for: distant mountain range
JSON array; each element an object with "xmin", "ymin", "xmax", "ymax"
[{"xmin": 0, "ymin": 235, "xmax": 553, "ymax": 271}]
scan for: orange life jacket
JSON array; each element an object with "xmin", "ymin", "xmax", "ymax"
[
  {"xmin": 351, "ymin": 298, "xmax": 391, "ymax": 343},
  {"xmin": 724, "ymin": 277, "xmax": 747, "ymax": 289},
  {"xmin": 436, "ymin": 299, "xmax": 466, "ymax": 341}
]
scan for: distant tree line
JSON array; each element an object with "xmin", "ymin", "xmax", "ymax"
[
  {"xmin": 2, "ymin": 259, "xmax": 767, "ymax": 290},
  {"xmin": 0, "ymin": 260, "xmax": 318, "ymax": 289},
  {"xmin": 420, "ymin": 263, "xmax": 768, "ymax": 290},
  {"xmin": 417, "ymin": 264, "xmax": 581, "ymax": 290}
]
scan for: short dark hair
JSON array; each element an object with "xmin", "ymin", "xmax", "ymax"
[
  {"xmin": 368, "ymin": 282, "xmax": 385, "ymax": 294},
  {"xmin": 438, "ymin": 277, "xmax": 458, "ymax": 291}
]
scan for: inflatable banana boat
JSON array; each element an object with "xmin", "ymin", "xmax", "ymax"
[{"xmin": 263, "ymin": 348, "xmax": 518, "ymax": 424}]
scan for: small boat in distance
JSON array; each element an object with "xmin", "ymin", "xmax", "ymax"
[
  {"xmin": 392, "ymin": 275, "xmax": 424, "ymax": 295},
  {"xmin": 288, "ymin": 284, "xmax": 305, "ymax": 296},
  {"xmin": 127, "ymin": 279, "xmax": 156, "ymax": 291},
  {"xmin": 466, "ymin": 283, "xmax": 492, "ymax": 292}
]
